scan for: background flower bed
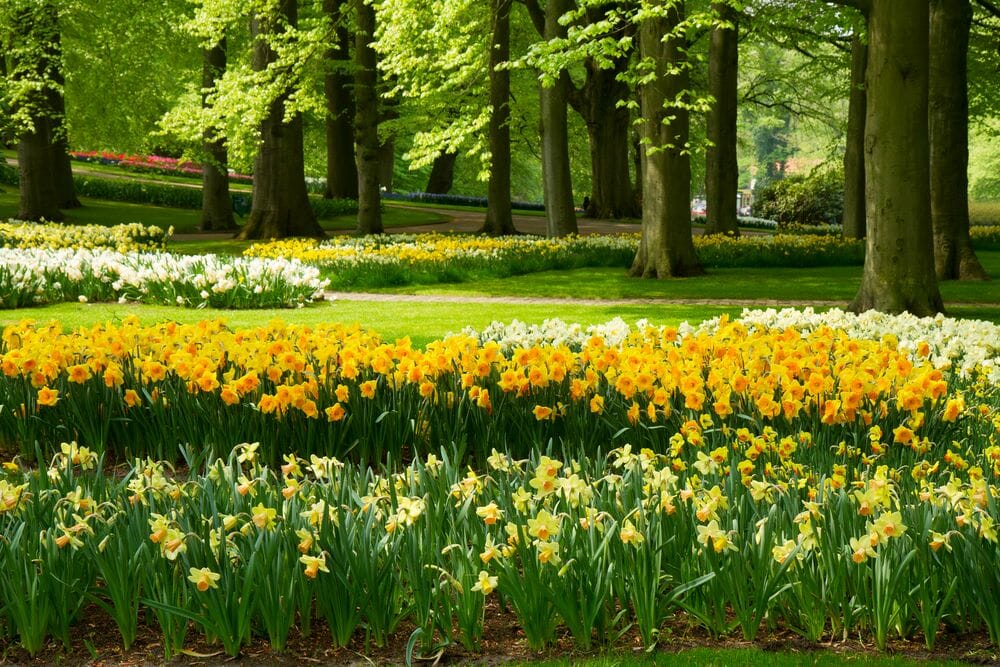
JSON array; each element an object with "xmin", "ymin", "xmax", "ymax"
[
  {"xmin": 0, "ymin": 220, "xmax": 168, "ymax": 253},
  {"xmin": 245, "ymin": 233, "xmax": 868, "ymax": 289}
]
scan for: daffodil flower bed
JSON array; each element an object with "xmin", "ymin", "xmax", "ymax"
[
  {"xmin": 0, "ymin": 220, "xmax": 169, "ymax": 252},
  {"xmin": 244, "ymin": 233, "xmax": 865, "ymax": 287},
  {"xmin": 0, "ymin": 311, "xmax": 996, "ymax": 472},
  {"xmin": 0, "ymin": 248, "xmax": 329, "ymax": 309},
  {"xmin": 2, "ymin": 423, "xmax": 1000, "ymax": 659}
]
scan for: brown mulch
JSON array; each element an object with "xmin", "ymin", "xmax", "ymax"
[{"xmin": 2, "ymin": 602, "xmax": 997, "ymax": 666}]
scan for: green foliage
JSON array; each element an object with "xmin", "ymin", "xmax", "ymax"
[{"xmin": 754, "ymin": 168, "xmax": 844, "ymax": 227}]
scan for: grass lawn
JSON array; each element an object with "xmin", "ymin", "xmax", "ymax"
[
  {"xmin": 0, "ymin": 301, "xmax": 742, "ymax": 348},
  {"xmin": 367, "ymin": 251, "xmax": 1000, "ymax": 311}
]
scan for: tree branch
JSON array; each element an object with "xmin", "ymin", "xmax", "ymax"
[
  {"xmin": 975, "ymin": 0, "xmax": 1000, "ymax": 19},
  {"xmin": 517, "ymin": 0, "xmax": 546, "ymax": 36}
]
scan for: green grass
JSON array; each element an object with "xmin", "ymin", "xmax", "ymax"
[
  {"xmin": 0, "ymin": 188, "xmax": 449, "ymax": 236},
  {"xmin": 368, "ymin": 251, "xmax": 1000, "ymax": 309},
  {"xmin": 386, "ymin": 198, "xmax": 549, "ymax": 216},
  {"xmin": 0, "ymin": 301, "xmax": 738, "ymax": 348}
]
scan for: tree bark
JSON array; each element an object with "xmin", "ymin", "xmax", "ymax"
[
  {"xmin": 540, "ymin": 0, "xmax": 577, "ymax": 237},
  {"xmin": 48, "ymin": 27, "xmax": 79, "ymax": 211},
  {"xmin": 200, "ymin": 40, "xmax": 237, "ymax": 232},
  {"xmin": 705, "ymin": 1, "xmax": 739, "ymax": 237},
  {"xmin": 929, "ymin": 0, "xmax": 988, "ymax": 280},
  {"xmin": 850, "ymin": 0, "xmax": 942, "ymax": 315},
  {"xmin": 568, "ymin": 57, "xmax": 637, "ymax": 219},
  {"xmin": 480, "ymin": 0, "xmax": 518, "ymax": 235},
  {"xmin": 425, "ymin": 151, "xmax": 457, "ymax": 194},
  {"xmin": 842, "ymin": 27, "xmax": 868, "ymax": 240},
  {"xmin": 12, "ymin": 3, "xmax": 63, "ymax": 221},
  {"xmin": 236, "ymin": 0, "xmax": 324, "ymax": 241},
  {"xmin": 630, "ymin": 1, "xmax": 703, "ymax": 278},
  {"xmin": 354, "ymin": 0, "xmax": 383, "ymax": 235},
  {"xmin": 324, "ymin": 0, "xmax": 358, "ymax": 200}
]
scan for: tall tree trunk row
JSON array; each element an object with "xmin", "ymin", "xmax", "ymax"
[
  {"xmin": 539, "ymin": 0, "xmax": 577, "ymax": 237},
  {"xmin": 480, "ymin": 0, "xmax": 517, "ymax": 235},
  {"xmin": 929, "ymin": 0, "xmax": 988, "ymax": 280},
  {"xmin": 705, "ymin": 0, "xmax": 739, "ymax": 237},
  {"xmin": 200, "ymin": 39, "xmax": 237, "ymax": 232},
  {"xmin": 354, "ymin": 0, "xmax": 383, "ymax": 235},
  {"xmin": 324, "ymin": 0, "xmax": 358, "ymax": 200},
  {"xmin": 851, "ymin": 0, "xmax": 942, "ymax": 315},
  {"xmin": 842, "ymin": 26, "xmax": 867, "ymax": 240},
  {"xmin": 630, "ymin": 0, "xmax": 703, "ymax": 278}
]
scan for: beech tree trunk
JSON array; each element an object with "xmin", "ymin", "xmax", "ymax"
[
  {"xmin": 540, "ymin": 0, "xmax": 577, "ymax": 237},
  {"xmin": 569, "ymin": 57, "xmax": 637, "ymax": 219},
  {"xmin": 354, "ymin": 0, "xmax": 383, "ymax": 235},
  {"xmin": 425, "ymin": 152, "xmax": 457, "ymax": 194},
  {"xmin": 480, "ymin": 0, "xmax": 517, "ymax": 235},
  {"xmin": 324, "ymin": 0, "xmax": 358, "ymax": 200},
  {"xmin": 12, "ymin": 2, "xmax": 63, "ymax": 222},
  {"xmin": 929, "ymin": 0, "xmax": 988, "ymax": 280},
  {"xmin": 850, "ymin": 1, "xmax": 942, "ymax": 315},
  {"xmin": 705, "ymin": 1, "xmax": 739, "ymax": 237},
  {"xmin": 630, "ymin": 1, "xmax": 703, "ymax": 278},
  {"xmin": 200, "ymin": 40, "xmax": 236, "ymax": 232},
  {"xmin": 842, "ymin": 27, "xmax": 867, "ymax": 240},
  {"xmin": 49, "ymin": 46, "xmax": 79, "ymax": 210},
  {"xmin": 237, "ymin": 1, "xmax": 324, "ymax": 240},
  {"xmin": 17, "ymin": 129, "xmax": 62, "ymax": 222}
]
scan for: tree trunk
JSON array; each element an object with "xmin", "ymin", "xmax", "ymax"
[
  {"xmin": 850, "ymin": 1, "xmax": 942, "ymax": 315},
  {"xmin": 12, "ymin": 4, "xmax": 63, "ymax": 222},
  {"xmin": 200, "ymin": 40, "xmax": 237, "ymax": 232},
  {"xmin": 236, "ymin": 1, "xmax": 324, "ymax": 241},
  {"xmin": 630, "ymin": 1, "xmax": 703, "ymax": 278},
  {"xmin": 569, "ymin": 58, "xmax": 637, "ymax": 219},
  {"xmin": 842, "ymin": 27, "xmax": 867, "ymax": 240},
  {"xmin": 17, "ymin": 129, "xmax": 62, "ymax": 222},
  {"xmin": 929, "ymin": 0, "xmax": 988, "ymax": 280},
  {"xmin": 47, "ymin": 20, "xmax": 78, "ymax": 210},
  {"xmin": 324, "ymin": 0, "xmax": 358, "ymax": 200},
  {"xmin": 540, "ymin": 0, "xmax": 577, "ymax": 237},
  {"xmin": 425, "ymin": 151, "xmax": 457, "ymax": 194},
  {"xmin": 480, "ymin": 0, "xmax": 518, "ymax": 235},
  {"xmin": 705, "ymin": 1, "xmax": 739, "ymax": 237},
  {"xmin": 354, "ymin": 0, "xmax": 383, "ymax": 235}
]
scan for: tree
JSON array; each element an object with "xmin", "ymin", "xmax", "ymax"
[
  {"xmin": 929, "ymin": 0, "xmax": 988, "ymax": 280},
  {"xmin": 841, "ymin": 22, "xmax": 867, "ymax": 239},
  {"xmin": 5, "ymin": 1, "xmax": 65, "ymax": 221},
  {"xmin": 630, "ymin": 0, "xmax": 703, "ymax": 278},
  {"xmin": 850, "ymin": 0, "xmax": 942, "ymax": 315},
  {"xmin": 324, "ymin": 0, "xmax": 358, "ymax": 200},
  {"xmin": 425, "ymin": 151, "xmax": 457, "ymax": 193},
  {"xmin": 533, "ymin": 0, "xmax": 577, "ymax": 236},
  {"xmin": 355, "ymin": 0, "xmax": 383, "ymax": 234},
  {"xmin": 200, "ymin": 39, "xmax": 237, "ymax": 232},
  {"xmin": 705, "ymin": 0, "xmax": 739, "ymax": 236},
  {"xmin": 480, "ymin": 0, "xmax": 518, "ymax": 235},
  {"xmin": 236, "ymin": 0, "xmax": 324, "ymax": 241}
]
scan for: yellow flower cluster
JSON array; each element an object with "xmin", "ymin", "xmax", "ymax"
[{"xmin": 0, "ymin": 220, "xmax": 169, "ymax": 252}]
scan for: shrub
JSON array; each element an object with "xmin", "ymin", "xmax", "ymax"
[
  {"xmin": 0, "ymin": 167, "xmax": 357, "ymax": 218},
  {"xmin": 754, "ymin": 168, "xmax": 844, "ymax": 227}
]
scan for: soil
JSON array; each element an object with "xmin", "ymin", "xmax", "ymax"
[{"xmin": 2, "ymin": 602, "xmax": 997, "ymax": 666}]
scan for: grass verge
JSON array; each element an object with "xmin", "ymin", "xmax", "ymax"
[{"xmin": 0, "ymin": 301, "xmax": 741, "ymax": 348}]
